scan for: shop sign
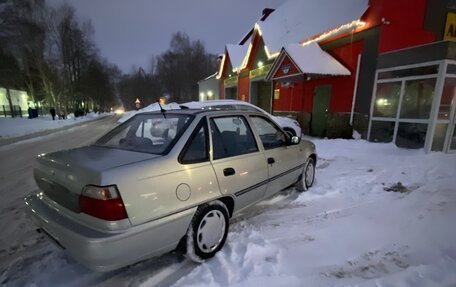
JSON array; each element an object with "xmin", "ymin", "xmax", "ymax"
[
  {"xmin": 444, "ymin": 12, "xmax": 456, "ymax": 41},
  {"xmin": 249, "ymin": 63, "xmax": 272, "ymax": 79},
  {"xmin": 224, "ymin": 75, "xmax": 238, "ymax": 87},
  {"xmin": 274, "ymin": 89, "xmax": 280, "ymax": 100}
]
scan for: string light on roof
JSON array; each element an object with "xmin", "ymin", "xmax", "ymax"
[
  {"xmin": 216, "ymin": 54, "xmax": 226, "ymax": 79},
  {"xmin": 301, "ymin": 19, "xmax": 366, "ymax": 46}
]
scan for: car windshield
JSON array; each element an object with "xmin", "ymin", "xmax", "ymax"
[{"xmin": 95, "ymin": 113, "xmax": 193, "ymax": 154}]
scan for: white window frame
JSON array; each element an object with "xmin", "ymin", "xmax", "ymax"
[
  {"xmin": 442, "ymin": 60, "xmax": 456, "ymax": 153},
  {"xmin": 368, "ymin": 60, "xmax": 447, "ymax": 152}
]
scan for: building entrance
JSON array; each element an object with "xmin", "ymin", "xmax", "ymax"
[
  {"xmin": 250, "ymin": 81, "xmax": 272, "ymax": 113},
  {"xmin": 225, "ymin": 87, "xmax": 237, "ymax": 100},
  {"xmin": 311, "ymin": 85, "xmax": 331, "ymax": 137}
]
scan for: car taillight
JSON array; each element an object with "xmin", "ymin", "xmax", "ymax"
[{"xmin": 79, "ymin": 185, "xmax": 128, "ymax": 221}]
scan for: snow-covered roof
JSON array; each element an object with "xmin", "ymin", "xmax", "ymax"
[
  {"xmin": 258, "ymin": 0, "xmax": 369, "ymax": 55},
  {"xmin": 226, "ymin": 44, "xmax": 249, "ymax": 71},
  {"xmin": 199, "ymin": 72, "xmax": 218, "ymax": 82},
  {"xmin": 284, "ymin": 43, "xmax": 351, "ymax": 76}
]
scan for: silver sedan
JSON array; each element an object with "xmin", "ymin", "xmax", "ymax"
[{"xmin": 24, "ymin": 109, "xmax": 316, "ymax": 271}]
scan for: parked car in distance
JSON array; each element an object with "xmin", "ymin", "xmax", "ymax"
[
  {"xmin": 180, "ymin": 100, "xmax": 302, "ymax": 138},
  {"xmin": 24, "ymin": 108, "xmax": 316, "ymax": 271}
]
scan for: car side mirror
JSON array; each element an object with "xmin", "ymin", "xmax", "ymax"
[
  {"xmin": 290, "ymin": 136, "xmax": 300, "ymax": 145},
  {"xmin": 232, "ymin": 118, "xmax": 241, "ymax": 125}
]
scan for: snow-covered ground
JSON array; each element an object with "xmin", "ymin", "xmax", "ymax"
[
  {"xmin": 0, "ymin": 120, "xmax": 455, "ymax": 286},
  {"xmin": 0, "ymin": 113, "xmax": 108, "ymax": 139},
  {"xmin": 162, "ymin": 140, "xmax": 456, "ymax": 287}
]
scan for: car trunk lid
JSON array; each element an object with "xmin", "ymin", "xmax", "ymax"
[{"xmin": 34, "ymin": 145, "xmax": 159, "ymax": 213}]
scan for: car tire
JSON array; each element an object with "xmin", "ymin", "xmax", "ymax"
[
  {"xmin": 296, "ymin": 157, "xmax": 315, "ymax": 192},
  {"xmin": 186, "ymin": 200, "xmax": 229, "ymax": 263}
]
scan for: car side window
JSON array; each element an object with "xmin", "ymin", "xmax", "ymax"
[
  {"xmin": 210, "ymin": 116, "xmax": 258, "ymax": 160},
  {"xmin": 179, "ymin": 120, "xmax": 209, "ymax": 164},
  {"xmin": 250, "ymin": 116, "xmax": 287, "ymax": 150}
]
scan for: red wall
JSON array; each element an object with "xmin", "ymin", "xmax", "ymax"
[
  {"xmin": 273, "ymin": 81, "xmax": 304, "ymax": 111},
  {"xmin": 273, "ymin": 56, "xmax": 301, "ymax": 79},
  {"xmin": 273, "ymin": 40, "xmax": 364, "ymax": 113},
  {"xmin": 364, "ymin": 0, "xmax": 435, "ymax": 53},
  {"xmin": 219, "ymin": 80, "xmax": 225, "ymax": 99},
  {"xmin": 238, "ymin": 76, "xmax": 250, "ymax": 102}
]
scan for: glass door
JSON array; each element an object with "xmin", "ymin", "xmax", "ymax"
[
  {"xmin": 440, "ymin": 76, "xmax": 456, "ymax": 153},
  {"xmin": 447, "ymin": 108, "xmax": 456, "ymax": 152}
]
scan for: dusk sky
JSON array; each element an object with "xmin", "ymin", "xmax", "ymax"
[{"xmin": 47, "ymin": 0, "xmax": 285, "ymax": 73}]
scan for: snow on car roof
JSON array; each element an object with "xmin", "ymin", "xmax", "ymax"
[
  {"xmin": 180, "ymin": 100, "xmax": 259, "ymax": 109},
  {"xmin": 258, "ymin": 0, "xmax": 369, "ymax": 54}
]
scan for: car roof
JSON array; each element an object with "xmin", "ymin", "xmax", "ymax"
[
  {"xmin": 135, "ymin": 108, "xmax": 263, "ymax": 117},
  {"xmin": 181, "ymin": 100, "xmax": 260, "ymax": 108}
]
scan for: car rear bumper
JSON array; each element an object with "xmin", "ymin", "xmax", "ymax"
[{"xmin": 24, "ymin": 190, "xmax": 196, "ymax": 272}]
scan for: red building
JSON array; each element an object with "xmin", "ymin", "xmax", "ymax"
[{"xmin": 204, "ymin": 0, "xmax": 456, "ymax": 153}]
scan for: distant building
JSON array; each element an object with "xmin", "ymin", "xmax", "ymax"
[
  {"xmin": 198, "ymin": 72, "xmax": 220, "ymax": 101},
  {"xmin": 207, "ymin": 0, "xmax": 456, "ymax": 153},
  {"xmin": 0, "ymin": 87, "xmax": 30, "ymax": 117}
]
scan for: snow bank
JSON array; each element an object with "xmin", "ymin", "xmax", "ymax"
[
  {"xmin": 169, "ymin": 139, "xmax": 456, "ymax": 287},
  {"xmin": 1, "ymin": 136, "xmax": 455, "ymax": 286},
  {"xmin": 0, "ymin": 113, "xmax": 106, "ymax": 139}
]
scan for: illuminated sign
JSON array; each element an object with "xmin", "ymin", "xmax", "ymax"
[
  {"xmin": 274, "ymin": 89, "xmax": 280, "ymax": 100},
  {"xmin": 444, "ymin": 12, "xmax": 456, "ymax": 41}
]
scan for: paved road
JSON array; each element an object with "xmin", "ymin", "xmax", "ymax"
[
  {"xmin": 0, "ymin": 115, "xmax": 197, "ymax": 287},
  {"xmin": 0, "ymin": 115, "xmax": 120, "ymax": 209}
]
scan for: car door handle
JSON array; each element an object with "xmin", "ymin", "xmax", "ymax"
[
  {"xmin": 223, "ymin": 168, "xmax": 236, "ymax": 176},
  {"xmin": 267, "ymin": 157, "xmax": 275, "ymax": 165}
]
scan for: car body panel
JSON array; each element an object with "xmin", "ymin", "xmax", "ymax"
[
  {"xmin": 211, "ymin": 152, "xmax": 269, "ymax": 212},
  {"xmin": 25, "ymin": 109, "xmax": 316, "ymax": 271},
  {"xmin": 263, "ymin": 145, "xmax": 303, "ymax": 198},
  {"xmin": 106, "ymin": 158, "xmax": 220, "ymax": 226},
  {"xmin": 25, "ymin": 190, "xmax": 195, "ymax": 272}
]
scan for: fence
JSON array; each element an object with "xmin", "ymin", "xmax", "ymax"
[
  {"xmin": 1, "ymin": 105, "xmax": 24, "ymax": 118},
  {"xmin": 1, "ymin": 105, "xmax": 49, "ymax": 118}
]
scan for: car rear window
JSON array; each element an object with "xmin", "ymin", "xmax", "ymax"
[{"xmin": 95, "ymin": 113, "xmax": 193, "ymax": 154}]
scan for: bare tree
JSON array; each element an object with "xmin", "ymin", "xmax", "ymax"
[{"xmin": 156, "ymin": 32, "xmax": 217, "ymax": 102}]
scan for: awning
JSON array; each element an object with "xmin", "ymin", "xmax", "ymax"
[{"xmin": 266, "ymin": 42, "xmax": 351, "ymax": 81}]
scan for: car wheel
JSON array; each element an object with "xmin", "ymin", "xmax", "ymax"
[
  {"xmin": 296, "ymin": 157, "xmax": 315, "ymax": 192},
  {"xmin": 186, "ymin": 200, "xmax": 229, "ymax": 263}
]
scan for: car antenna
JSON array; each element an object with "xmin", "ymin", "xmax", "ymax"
[{"xmin": 157, "ymin": 100, "xmax": 166, "ymax": 118}]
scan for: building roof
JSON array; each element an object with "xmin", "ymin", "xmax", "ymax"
[
  {"xmin": 226, "ymin": 44, "xmax": 249, "ymax": 71},
  {"xmin": 287, "ymin": 43, "xmax": 351, "ymax": 75},
  {"xmin": 199, "ymin": 72, "xmax": 218, "ymax": 82},
  {"xmin": 266, "ymin": 43, "xmax": 351, "ymax": 80},
  {"xmin": 258, "ymin": 0, "xmax": 369, "ymax": 55}
]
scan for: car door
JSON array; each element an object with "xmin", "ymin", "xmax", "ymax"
[
  {"xmin": 209, "ymin": 115, "xmax": 269, "ymax": 212},
  {"xmin": 249, "ymin": 115, "xmax": 302, "ymax": 198}
]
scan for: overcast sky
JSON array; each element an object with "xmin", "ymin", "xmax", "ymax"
[{"xmin": 46, "ymin": 0, "xmax": 284, "ymax": 73}]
